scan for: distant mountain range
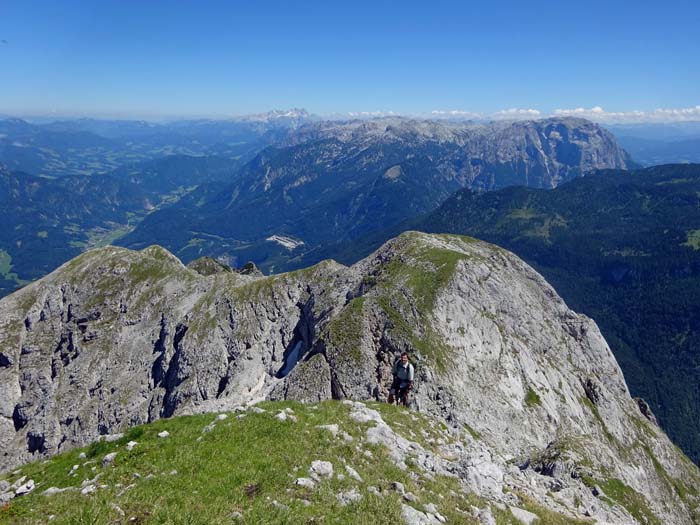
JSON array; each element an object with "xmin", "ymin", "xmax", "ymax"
[
  {"xmin": 0, "ymin": 111, "xmax": 308, "ymax": 177},
  {"xmin": 615, "ymin": 136, "xmax": 700, "ymax": 166},
  {"xmin": 0, "ymin": 156, "xmax": 239, "ymax": 296},
  {"xmin": 118, "ymin": 116, "xmax": 630, "ymax": 269},
  {"xmin": 0, "ymin": 114, "xmax": 632, "ymax": 290},
  {"xmin": 3, "ymin": 113, "xmax": 699, "ymax": 177},
  {"xmin": 608, "ymin": 122, "xmax": 700, "ymax": 166}
]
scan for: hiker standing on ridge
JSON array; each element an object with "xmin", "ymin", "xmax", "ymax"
[{"xmin": 388, "ymin": 352, "xmax": 414, "ymax": 406}]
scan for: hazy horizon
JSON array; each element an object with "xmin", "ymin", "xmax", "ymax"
[{"xmin": 3, "ymin": 106, "xmax": 700, "ymax": 126}]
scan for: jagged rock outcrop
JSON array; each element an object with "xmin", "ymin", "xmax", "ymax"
[
  {"xmin": 185, "ymin": 256, "xmax": 233, "ymax": 276},
  {"xmin": 186, "ymin": 256, "xmax": 262, "ymax": 278},
  {"xmin": 0, "ymin": 232, "xmax": 698, "ymax": 523}
]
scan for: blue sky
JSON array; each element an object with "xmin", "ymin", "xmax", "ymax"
[{"xmin": 1, "ymin": 0, "xmax": 699, "ymax": 120}]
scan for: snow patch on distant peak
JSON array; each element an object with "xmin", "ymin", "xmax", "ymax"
[
  {"xmin": 266, "ymin": 235, "xmax": 305, "ymax": 250},
  {"xmin": 239, "ymin": 109, "xmax": 310, "ymax": 122}
]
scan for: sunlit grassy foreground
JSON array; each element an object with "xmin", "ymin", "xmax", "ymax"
[{"xmin": 0, "ymin": 401, "xmax": 586, "ymax": 525}]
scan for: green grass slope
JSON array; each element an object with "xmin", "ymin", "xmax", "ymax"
[{"xmin": 0, "ymin": 401, "xmax": 587, "ymax": 525}]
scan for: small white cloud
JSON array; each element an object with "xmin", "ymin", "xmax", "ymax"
[
  {"xmin": 492, "ymin": 108, "xmax": 542, "ymax": 120},
  {"xmin": 431, "ymin": 108, "xmax": 542, "ymax": 121},
  {"xmin": 553, "ymin": 105, "xmax": 700, "ymax": 123},
  {"xmin": 327, "ymin": 105, "xmax": 700, "ymax": 124},
  {"xmin": 429, "ymin": 110, "xmax": 484, "ymax": 120}
]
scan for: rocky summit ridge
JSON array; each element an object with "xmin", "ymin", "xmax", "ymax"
[
  {"xmin": 0, "ymin": 232, "xmax": 698, "ymax": 523},
  {"xmin": 279, "ymin": 116, "xmax": 631, "ymax": 190}
]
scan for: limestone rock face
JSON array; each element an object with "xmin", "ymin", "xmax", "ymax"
[
  {"xmin": 281, "ymin": 116, "xmax": 630, "ymax": 191},
  {"xmin": 0, "ymin": 233, "xmax": 698, "ymax": 524}
]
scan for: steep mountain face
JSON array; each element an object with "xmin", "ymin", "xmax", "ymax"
[
  {"xmin": 408, "ymin": 164, "xmax": 700, "ymax": 465},
  {"xmin": 106, "ymin": 154, "xmax": 238, "ymax": 194},
  {"xmin": 282, "ymin": 117, "xmax": 630, "ymax": 191},
  {"xmin": 0, "ymin": 157, "xmax": 240, "ymax": 298},
  {"xmin": 0, "ymin": 232, "xmax": 697, "ymax": 523},
  {"xmin": 120, "ymin": 117, "xmax": 630, "ymax": 269}
]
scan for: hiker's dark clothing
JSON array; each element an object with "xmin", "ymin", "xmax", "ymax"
[
  {"xmin": 392, "ymin": 361, "xmax": 414, "ymax": 389},
  {"xmin": 388, "ymin": 359, "xmax": 414, "ymax": 405}
]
